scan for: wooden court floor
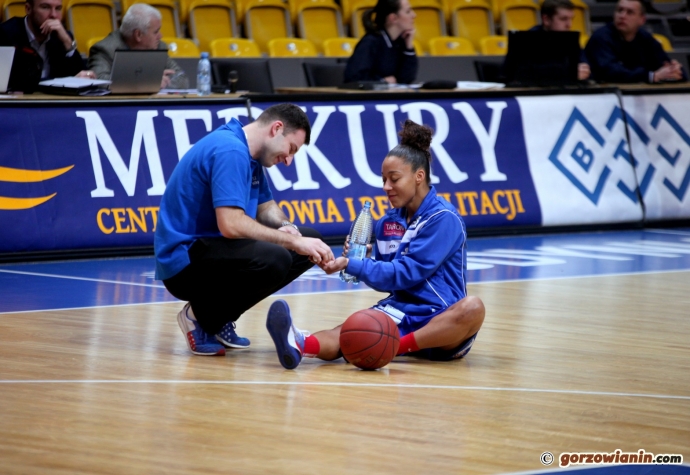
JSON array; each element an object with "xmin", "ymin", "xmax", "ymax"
[{"xmin": 0, "ymin": 272, "xmax": 688, "ymax": 474}]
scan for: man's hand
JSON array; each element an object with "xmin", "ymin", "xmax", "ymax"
[
  {"xmin": 294, "ymin": 237, "xmax": 334, "ymax": 264},
  {"xmin": 319, "ymin": 256, "xmax": 349, "ymax": 274},
  {"xmin": 75, "ymin": 70, "xmax": 97, "ymax": 79},
  {"xmin": 654, "ymin": 61, "xmax": 683, "ymax": 82},
  {"xmin": 41, "ymin": 19, "xmax": 71, "ymax": 50},
  {"xmin": 160, "ymin": 69, "xmax": 176, "ymax": 89},
  {"xmin": 577, "ymin": 62, "xmax": 591, "ymax": 80}
]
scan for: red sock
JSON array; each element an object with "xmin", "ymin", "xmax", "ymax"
[
  {"xmin": 397, "ymin": 333, "xmax": 420, "ymax": 355},
  {"xmin": 303, "ymin": 334, "xmax": 320, "ymax": 357}
]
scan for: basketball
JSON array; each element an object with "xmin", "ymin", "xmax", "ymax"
[{"xmin": 339, "ymin": 309, "xmax": 400, "ymax": 370}]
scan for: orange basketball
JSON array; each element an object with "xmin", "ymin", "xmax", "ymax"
[{"xmin": 339, "ymin": 309, "xmax": 400, "ymax": 370}]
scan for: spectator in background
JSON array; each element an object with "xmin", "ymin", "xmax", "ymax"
[
  {"xmin": 87, "ymin": 3, "xmax": 188, "ymax": 89},
  {"xmin": 585, "ymin": 0, "xmax": 686, "ymax": 83},
  {"xmin": 0, "ymin": 0, "xmax": 89, "ymax": 92},
  {"xmin": 532, "ymin": 0, "xmax": 590, "ymax": 80},
  {"xmin": 344, "ymin": 0, "xmax": 418, "ymax": 85}
]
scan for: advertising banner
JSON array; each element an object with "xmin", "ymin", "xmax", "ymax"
[
  {"xmin": 621, "ymin": 93, "xmax": 690, "ymax": 220},
  {"xmin": 0, "ymin": 97, "xmax": 542, "ymax": 253},
  {"xmin": 518, "ymin": 93, "xmax": 644, "ymax": 226}
]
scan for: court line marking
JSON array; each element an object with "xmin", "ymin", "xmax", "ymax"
[
  {"xmin": 0, "ymin": 380, "xmax": 688, "ymax": 400},
  {"xmin": 1, "ymin": 268, "xmax": 689, "ymax": 315},
  {"xmin": 0, "ymin": 269, "xmax": 166, "ymax": 288}
]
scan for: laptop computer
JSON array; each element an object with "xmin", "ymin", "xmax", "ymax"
[
  {"xmin": 503, "ymin": 30, "xmax": 581, "ymax": 87},
  {"xmin": 110, "ymin": 50, "xmax": 168, "ymax": 94},
  {"xmin": 0, "ymin": 47, "xmax": 15, "ymax": 93}
]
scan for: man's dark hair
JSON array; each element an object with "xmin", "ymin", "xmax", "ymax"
[
  {"xmin": 620, "ymin": 0, "xmax": 648, "ymax": 14},
  {"xmin": 257, "ymin": 103, "xmax": 311, "ymax": 145},
  {"xmin": 541, "ymin": 0, "xmax": 574, "ymax": 18}
]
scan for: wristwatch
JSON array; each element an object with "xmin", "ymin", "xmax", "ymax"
[{"xmin": 281, "ymin": 220, "xmax": 299, "ymax": 231}]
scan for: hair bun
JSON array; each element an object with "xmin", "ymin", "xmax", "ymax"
[{"xmin": 399, "ymin": 120, "xmax": 433, "ymax": 161}]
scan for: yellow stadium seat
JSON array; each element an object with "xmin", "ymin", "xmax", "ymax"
[
  {"xmin": 188, "ymin": 0, "xmax": 239, "ymax": 53},
  {"xmin": 579, "ymin": 32, "xmax": 588, "ymax": 49},
  {"xmin": 163, "ymin": 37, "xmax": 201, "ymax": 56},
  {"xmin": 86, "ymin": 36, "xmax": 105, "ymax": 54},
  {"xmin": 209, "ymin": 37, "xmax": 262, "ymax": 56},
  {"xmin": 479, "ymin": 34, "xmax": 506, "ymax": 55},
  {"xmin": 413, "ymin": 39, "xmax": 424, "ymax": 55},
  {"xmin": 65, "ymin": 0, "xmax": 117, "ymax": 56},
  {"xmin": 428, "ymin": 36, "xmax": 476, "ymax": 55},
  {"xmin": 653, "ymin": 33, "xmax": 673, "ymax": 52},
  {"xmin": 448, "ymin": 0, "xmax": 494, "ymax": 51},
  {"xmin": 500, "ymin": 0, "xmax": 538, "ymax": 33},
  {"xmin": 409, "ymin": 0, "xmax": 446, "ymax": 53},
  {"xmin": 322, "ymin": 37, "xmax": 358, "ymax": 56},
  {"xmin": 244, "ymin": 0, "xmax": 293, "ymax": 53},
  {"xmin": 121, "ymin": 0, "xmax": 182, "ymax": 38},
  {"xmin": 349, "ymin": 0, "xmax": 376, "ymax": 37},
  {"xmin": 296, "ymin": 2, "xmax": 344, "ymax": 53},
  {"xmin": 267, "ymin": 37, "xmax": 318, "ymax": 56},
  {"xmin": 3, "ymin": 0, "xmax": 25, "ymax": 20},
  {"xmin": 570, "ymin": 0, "xmax": 591, "ymax": 35},
  {"xmin": 181, "ymin": 0, "xmax": 234, "ymax": 22}
]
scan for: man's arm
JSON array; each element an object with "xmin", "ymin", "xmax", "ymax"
[
  {"xmin": 256, "ymin": 200, "xmax": 289, "ymax": 229},
  {"xmin": 585, "ymin": 35, "xmax": 647, "ymax": 82},
  {"xmin": 216, "ymin": 206, "xmax": 334, "ymax": 263},
  {"xmin": 87, "ymin": 40, "xmax": 115, "ymax": 80}
]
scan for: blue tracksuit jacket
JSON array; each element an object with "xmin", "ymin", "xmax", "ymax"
[{"xmin": 345, "ymin": 187, "xmax": 467, "ymax": 333}]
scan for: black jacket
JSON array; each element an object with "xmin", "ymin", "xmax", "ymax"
[
  {"xmin": 0, "ymin": 16, "xmax": 85, "ymax": 92},
  {"xmin": 344, "ymin": 30, "xmax": 418, "ymax": 84},
  {"xmin": 585, "ymin": 23, "xmax": 686, "ymax": 83}
]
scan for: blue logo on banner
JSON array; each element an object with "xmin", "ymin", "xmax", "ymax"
[
  {"xmin": 549, "ymin": 107, "xmax": 609, "ymax": 204},
  {"xmin": 552, "ymin": 104, "xmax": 690, "ymax": 205}
]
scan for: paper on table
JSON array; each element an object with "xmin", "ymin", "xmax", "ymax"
[
  {"xmin": 39, "ymin": 77, "xmax": 111, "ymax": 88},
  {"xmin": 455, "ymin": 81, "xmax": 505, "ymax": 90}
]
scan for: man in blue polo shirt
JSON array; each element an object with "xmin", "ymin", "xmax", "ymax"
[{"xmin": 155, "ymin": 103, "xmax": 335, "ymax": 356}]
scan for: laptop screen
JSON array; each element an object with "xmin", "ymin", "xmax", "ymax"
[
  {"xmin": 110, "ymin": 50, "xmax": 169, "ymax": 94},
  {"xmin": 0, "ymin": 47, "xmax": 15, "ymax": 93},
  {"xmin": 504, "ymin": 31, "xmax": 581, "ymax": 87}
]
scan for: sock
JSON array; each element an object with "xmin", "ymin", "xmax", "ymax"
[
  {"xmin": 397, "ymin": 333, "xmax": 419, "ymax": 355},
  {"xmin": 303, "ymin": 334, "xmax": 320, "ymax": 357}
]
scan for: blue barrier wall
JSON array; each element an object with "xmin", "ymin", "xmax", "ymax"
[{"xmin": 1, "ymin": 91, "xmax": 689, "ymax": 254}]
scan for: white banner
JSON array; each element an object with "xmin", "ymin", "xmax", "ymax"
[
  {"xmin": 621, "ymin": 94, "xmax": 690, "ymax": 220},
  {"xmin": 518, "ymin": 94, "xmax": 644, "ymax": 226}
]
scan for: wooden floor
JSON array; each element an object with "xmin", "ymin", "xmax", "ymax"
[{"xmin": 0, "ymin": 272, "xmax": 689, "ymax": 474}]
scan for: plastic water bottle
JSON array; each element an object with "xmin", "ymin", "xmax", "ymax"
[
  {"xmin": 340, "ymin": 201, "xmax": 373, "ymax": 284},
  {"xmin": 197, "ymin": 52, "xmax": 211, "ymax": 96}
]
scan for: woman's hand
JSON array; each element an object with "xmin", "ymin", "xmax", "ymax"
[{"xmin": 401, "ymin": 28, "xmax": 416, "ymax": 51}]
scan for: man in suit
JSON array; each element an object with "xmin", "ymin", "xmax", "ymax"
[
  {"xmin": 0, "ymin": 0, "xmax": 89, "ymax": 92},
  {"xmin": 87, "ymin": 3, "xmax": 188, "ymax": 89}
]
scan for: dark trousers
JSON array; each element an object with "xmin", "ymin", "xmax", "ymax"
[{"xmin": 163, "ymin": 227, "xmax": 320, "ymax": 334}]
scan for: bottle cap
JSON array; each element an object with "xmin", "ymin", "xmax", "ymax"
[{"xmin": 201, "ymin": 52, "xmax": 209, "ymax": 59}]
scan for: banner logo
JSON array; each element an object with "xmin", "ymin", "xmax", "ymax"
[{"xmin": 0, "ymin": 165, "xmax": 73, "ymax": 210}]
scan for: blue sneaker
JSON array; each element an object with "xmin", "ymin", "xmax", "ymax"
[
  {"xmin": 177, "ymin": 303, "xmax": 225, "ymax": 356},
  {"xmin": 216, "ymin": 321, "xmax": 251, "ymax": 349},
  {"xmin": 266, "ymin": 300, "xmax": 305, "ymax": 370}
]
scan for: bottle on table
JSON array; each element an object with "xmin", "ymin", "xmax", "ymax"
[{"xmin": 197, "ymin": 52, "xmax": 211, "ymax": 96}]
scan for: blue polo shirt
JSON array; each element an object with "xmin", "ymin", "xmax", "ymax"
[{"xmin": 154, "ymin": 119, "xmax": 273, "ymax": 280}]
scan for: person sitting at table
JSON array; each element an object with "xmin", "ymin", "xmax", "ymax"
[
  {"xmin": 529, "ymin": 0, "xmax": 590, "ymax": 80},
  {"xmin": 584, "ymin": 0, "xmax": 686, "ymax": 83},
  {"xmin": 87, "ymin": 3, "xmax": 188, "ymax": 89},
  {"xmin": 0, "ymin": 0, "xmax": 90, "ymax": 93},
  {"xmin": 343, "ymin": 0, "xmax": 418, "ymax": 85}
]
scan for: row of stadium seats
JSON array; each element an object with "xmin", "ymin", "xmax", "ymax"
[
  {"xmin": 0, "ymin": 0, "xmax": 676, "ymax": 58},
  {"xmin": 0, "ymin": 0, "xmax": 593, "ymax": 54}
]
